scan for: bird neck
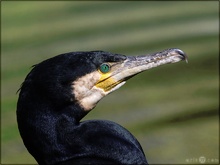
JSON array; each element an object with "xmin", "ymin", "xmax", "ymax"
[{"xmin": 17, "ymin": 91, "xmax": 89, "ymax": 164}]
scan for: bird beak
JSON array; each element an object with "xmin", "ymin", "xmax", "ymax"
[{"xmin": 98, "ymin": 48, "xmax": 187, "ymax": 93}]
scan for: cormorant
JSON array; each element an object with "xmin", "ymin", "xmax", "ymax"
[{"xmin": 17, "ymin": 48, "xmax": 187, "ymax": 165}]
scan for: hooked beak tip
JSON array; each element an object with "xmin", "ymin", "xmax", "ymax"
[{"xmin": 174, "ymin": 49, "xmax": 188, "ymax": 63}]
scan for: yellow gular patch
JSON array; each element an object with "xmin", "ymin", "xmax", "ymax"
[{"xmin": 95, "ymin": 72, "xmax": 120, "ymax": 92}]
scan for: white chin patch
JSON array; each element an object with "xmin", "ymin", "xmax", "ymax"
[
  {"xmin": 78, "ymin": 86, "xmax": 106, "ymax": 111},
  {"xmin": 72, "ymin": 71, "xmax": 102, "ymax": 111},
  {"xmin": 72, "ymin": 72, "xmax": 125, "ymax": 111}
]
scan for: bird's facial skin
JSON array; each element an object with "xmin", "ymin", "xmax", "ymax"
[
  {"xmin": 73, "ymin": 48, "xmax": 187, "ymax": 111},
  {"xmin": 96, "ymin": 62, "xmax": 126, "ymax": 92},
  {"xmin": 72, "ymin": 62, "xmax": 126, "ymax": 111}
]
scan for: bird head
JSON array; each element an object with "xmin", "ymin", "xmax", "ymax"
[{"xmin": 19, "ymin": 49, "xmax": 187, "ymax": 113}]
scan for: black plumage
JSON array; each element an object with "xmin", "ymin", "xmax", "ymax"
[
  {"xmin": 17, "ymin": 51, "xmax": 148, "ymax": 164},
  {"xmin": 17, "ymin": 49, "xmax": 186, "ymax": 164}
]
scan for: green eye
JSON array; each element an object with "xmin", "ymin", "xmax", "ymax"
[{"xmin": 99, "ymin": 63, "xmax": 110, "ymax": 73}]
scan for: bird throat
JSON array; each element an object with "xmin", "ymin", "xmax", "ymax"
[{"xmin": 72, "ymin": 71, "xmax": 124, "ymax": 111}]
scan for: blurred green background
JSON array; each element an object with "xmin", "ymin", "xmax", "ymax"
[{"xmin": 1, "ymin": 1, "xmax": 219, "ymax": 164}]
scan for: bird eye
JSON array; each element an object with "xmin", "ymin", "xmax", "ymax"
[{"xmin": 99, "ymin": 63, "xmax": 110, "ymax": 73}]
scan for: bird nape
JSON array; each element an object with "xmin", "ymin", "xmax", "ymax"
[{"xmin": 17, "ymin": 48, "xmax": 187, "ymax": 165}]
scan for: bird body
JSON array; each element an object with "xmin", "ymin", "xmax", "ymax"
[{"xmin": 17, "ymin": 49, "xmax": 186, "ymax": 164}]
